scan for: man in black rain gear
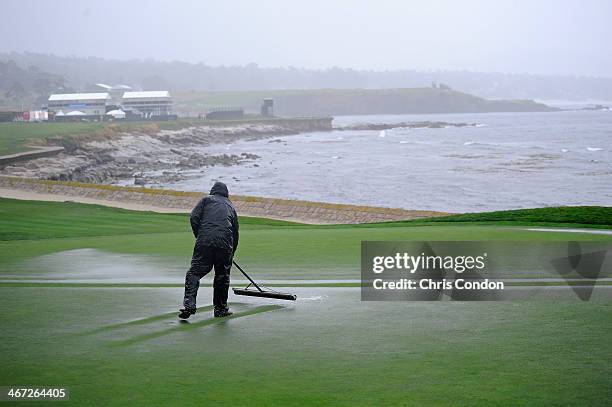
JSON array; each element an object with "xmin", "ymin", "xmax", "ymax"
[{"xmin": 179, "ymin": 181, "xmax": 239, "ymax": 319}]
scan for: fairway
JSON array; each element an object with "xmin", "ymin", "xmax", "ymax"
[
  {"xmin": 1, "ymin": 199, "xmax": 611, "ymax": 406},
  {"xmin": 0, "ymin": 120, "xmax": 199, "ymax": 155}
]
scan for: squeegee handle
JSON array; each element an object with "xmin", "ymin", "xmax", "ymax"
[{"xmin": 233, "ymin": 260, "xmax": 264, "ymax": 292}]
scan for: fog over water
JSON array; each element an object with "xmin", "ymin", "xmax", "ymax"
[
  {"xmin": 148, "ymin": 111, "xmax": 612, "ymax": 212},
  {"xmin": 2, "ymin": 0, "xmax": 611, "ymax": 76}
]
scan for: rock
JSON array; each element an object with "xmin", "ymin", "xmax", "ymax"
[
  {"xmin": 0, "ymin": 120, "xmax": 323, "ymax": 185},
  {"xmin": 336, "ymin": 121, "xmax": 480, "ymax": 131}
]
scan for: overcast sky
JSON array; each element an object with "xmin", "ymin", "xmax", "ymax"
[{"xmin": 2, "ymin": 0, "xmax": 610, "ymax": 77}]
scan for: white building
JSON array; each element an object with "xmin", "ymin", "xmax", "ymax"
[
  {"xmin": 48, "ymin": 93, "xmax": 110, "ymax": 117},
  {"xmin": 121, "ymin": 91, "xmax": 172, "ymax": 118}
]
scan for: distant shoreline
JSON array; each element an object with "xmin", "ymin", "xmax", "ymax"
[{"xmin": 175, "ymin": 87, "xmax": 557, "ymax": 116}]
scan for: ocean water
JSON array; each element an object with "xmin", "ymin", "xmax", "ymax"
[{"xmin": 156, "ymin": 110, "xmax": 612, "ymax": 212}]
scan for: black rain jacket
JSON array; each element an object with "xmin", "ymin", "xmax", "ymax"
[{"xmin": 190, "ymin": 182, "xmax": 239, "ymax": 253}]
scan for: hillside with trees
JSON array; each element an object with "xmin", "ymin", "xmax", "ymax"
[
  {"xmin": 0, "ymin": 60, "xmax": 66, "ymax": 109},
  {"xmin": 2, "ymin": 52, "xmax": 611, "ymax": 103}
]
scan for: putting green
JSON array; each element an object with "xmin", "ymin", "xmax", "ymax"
[
  {"xmin": 1, "ymin": 199, "xmax": 611, "ymax": 405},
  {"xmin": 1, "ymin": 287, "xmax": 611, "ymax": 406}
]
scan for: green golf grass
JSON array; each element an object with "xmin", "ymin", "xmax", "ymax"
[
  {"xmin": 0, "ymin": 121, "xmax": 205, "ymax": 155},
  {"xmin": 0, "ymin": 122, "xmax": 108, "ymax": 155},
  {"xmin": 1, "ymin": 198, "xmax": 611, "ymax": 406},
  {"xmin": 1, "ymin": 198, "xmax": 611, "ymax": 279},
  {"xmin": 1, "ymin": 288, "xmax": 610, "ymax": 406}
]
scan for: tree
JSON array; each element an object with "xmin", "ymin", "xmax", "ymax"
[{"xmin": 5, "ymin": 81, "xmax": 27, "ymax": 105}]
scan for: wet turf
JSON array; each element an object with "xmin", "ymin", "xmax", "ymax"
[
  {"xmin": 1, "ymin": 199, "xmax": 611, "ymax": 405},
  {"xmin": 1, "ymin": 287, "xmax": 611, "ymax": 406}
]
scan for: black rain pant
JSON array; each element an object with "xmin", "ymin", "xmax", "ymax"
[{"xmin": 183, "ymin": 243, "xmax": 232, "ymax": 310}]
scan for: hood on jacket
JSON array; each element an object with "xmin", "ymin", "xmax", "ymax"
[{"xmin": 210, "ymin": 181, "xmax": 229, "ymax": 198}]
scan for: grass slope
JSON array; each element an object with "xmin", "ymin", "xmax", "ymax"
[
  {"xmin": 1, "ymin": 198, "xmax": 611, "ymax": 279},
  {"xmin": 0, "ymin": 122, "xmax": 108, "ymax": 155},
  {"xmin": 0, "ymin": 120, "xmax": 221, "ymax": 156},
  {"xmin": 2, "ymin": 198, "xmax": 611, "ymax": 241},
  {"xmin": 419, "ymin": 206, "xmax": 612, "ymax": 226},
  {"xmin": 0, "ymin": 198, "xmax": 295, "ymax": 241}
]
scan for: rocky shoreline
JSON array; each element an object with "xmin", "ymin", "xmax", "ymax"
[
  {"xmin": 0, "ymin": 120, "xmax": 478, "ymax": 187},
  {"xmin": 0, "ymin": 122, "xmax": 324, "ymax": 185}
]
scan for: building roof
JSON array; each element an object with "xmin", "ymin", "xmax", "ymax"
[
  {"xmin": 48, "ymin": 93, "xmax": 110, "ymax": 101},
  {"xmin": 122, "ymin": 91, "xmax": 171, "ymax": 99},
  {"xmin": 96, "ymin": 83, "xmax": 132, "ymax": 90}
]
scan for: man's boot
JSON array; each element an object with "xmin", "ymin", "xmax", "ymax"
[
  {"xmin": 178, "ymin": 308, "xmax": 196, "ymax": 319},
  {"xmin": 214, "ymin": 306, "xmax": 233, "ymax": 318}
]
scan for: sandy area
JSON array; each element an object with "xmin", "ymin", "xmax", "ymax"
[
  {"xmin": 0, "ymin": 187, "xmax": 353, "ymax": 224},
  {"xmin": 0, "ymin": 187, "xmax": 189, "ymax": 213},
  {"xmin": 0, "ymin": 176, "xmax": 448, "ymax": 224}
]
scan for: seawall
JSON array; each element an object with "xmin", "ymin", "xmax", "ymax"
[
  {"xmin": 0, "ymin": 176, "xmax": 449, "ymax": 224},
  {"xmin": 0, "ymin": 146, "xmax": 65, "ymax": 165}
]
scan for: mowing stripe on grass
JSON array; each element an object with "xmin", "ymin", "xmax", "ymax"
[
  {"xmin": 109, "ymin": 304, "xmax": 284, "ymax": 347},
  {"xmin": 76, "ymin": 305, "xmax": 217, "ymax": 337}
]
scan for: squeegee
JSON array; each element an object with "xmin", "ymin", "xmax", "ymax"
[{"xmin": 232, "ymin": 261, "xmax": 297, "ymax": 301}]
